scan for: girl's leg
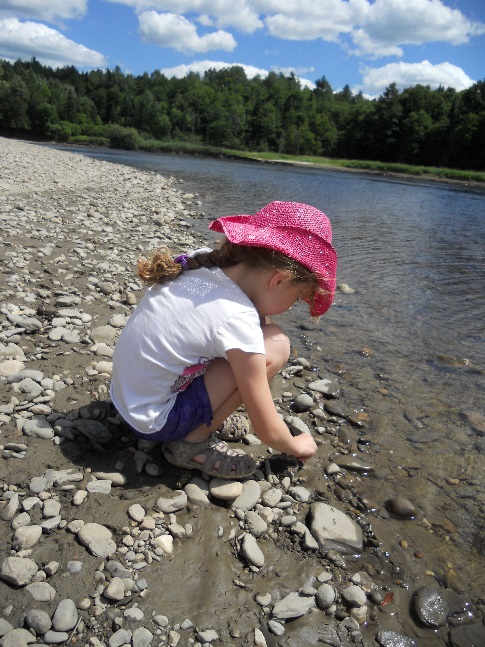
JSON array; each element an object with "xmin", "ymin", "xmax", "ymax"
[{"xmin": 184, "ymin": 322, "xmax": 290, "ymax": 443}]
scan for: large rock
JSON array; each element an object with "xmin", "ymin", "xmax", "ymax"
[
  {"xmin": 309, "ymin": 502, "xmax": 363, "ymax": 555},
  {"xmin": 272, "ymin": 592, "xmax": 315, "ymax": 620},
  {"xmin": 77, "ymin": 523, "xmax": 116, "ymax": 557},
  {"xmin": 1, "ymin": 556, "xmax": 38, "ymax": 587}
]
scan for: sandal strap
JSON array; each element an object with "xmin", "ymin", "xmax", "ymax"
[{"xmin": 163, "ymin": 433, "xmax": 256, "ymax": 479}]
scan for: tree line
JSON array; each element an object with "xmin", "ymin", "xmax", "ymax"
[{"xmin": 1, "ymin": 57, "xmax": 484, "ymax": 170}]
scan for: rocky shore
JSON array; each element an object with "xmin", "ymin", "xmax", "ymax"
[{"xmin": 0, "ymin": 137, "xmax": 484, "ymax": 647}]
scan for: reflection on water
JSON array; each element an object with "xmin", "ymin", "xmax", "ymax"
[{"xmin": 51, "ymin": 145, "xmax": 485, "ymax": 594}]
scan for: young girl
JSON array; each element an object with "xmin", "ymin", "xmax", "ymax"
[{"xmin": 110, "ymin": 201, "xmax": 337, "ymax": 479}]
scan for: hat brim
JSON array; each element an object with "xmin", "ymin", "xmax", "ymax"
[{"xmin": 209, "ymin": 216, "xmax": 337, "ymax": 316}]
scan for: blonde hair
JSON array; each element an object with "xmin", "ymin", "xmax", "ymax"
[{"xmin": 137, "ymin": 241, "xmax": 324, "ymax": 309}]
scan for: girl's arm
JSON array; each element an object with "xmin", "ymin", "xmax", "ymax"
[{"xmin": 226, "ymin": 348, "xmax": 317, "ymax": 461}]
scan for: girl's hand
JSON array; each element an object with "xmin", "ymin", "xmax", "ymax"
[{"xmin": 290, "ymin": 432, "xmax": 318, "ymax": 461}]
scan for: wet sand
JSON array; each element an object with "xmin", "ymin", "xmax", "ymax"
[{"xmin": 0, "ymin": 137, "xmax": 484, "ymax": 647}]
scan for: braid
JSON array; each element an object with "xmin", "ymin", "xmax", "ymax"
[{"xmin": 137, "ymin": 249, "xmax": 182, "ymax": 285}]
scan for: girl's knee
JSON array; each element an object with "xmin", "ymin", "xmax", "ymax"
[{"xmin": 263, "ymin": 323, "xmax": 291, "ymax": 374}]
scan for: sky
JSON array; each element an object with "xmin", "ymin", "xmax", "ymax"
[{"xmin": 0, "ymin": 0, "xmax": 484, "ymax": 97}]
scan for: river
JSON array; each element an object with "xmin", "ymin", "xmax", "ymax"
[{"xmin": 50, "ymin": 144, "xmax": 485, "ymax": 597}]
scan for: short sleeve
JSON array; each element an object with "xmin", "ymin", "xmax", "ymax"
[{"xmin": 213, "ymin": 310, "xmax": 265, "ymax": 359}]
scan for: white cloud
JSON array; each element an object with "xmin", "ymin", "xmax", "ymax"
[
  {"xmin": 0, "ymin": 0, "xmax": 87, "ymax": 23},
  {"xmin": 0, "ymin": 18, "xmax": 107, "ymax": 68},
  {"xmin": 138, "ymin": 11, "xmax": 236, "ymax": 52},
  {"xmin": 264, "ymin": 0, "xmax": 365, "ymax": 42},
  {"xmin": 106, "ymin": 0, "xmax": 263, "ymax": 33},
  {"xmin": 106, "ymin": 0, "xmax": 485, "ymax": 59},
  {"xmin": 160, "ymin": 59, "xmax": 315, "ymax": 88},
  {"xmin": 351, "ymin": 0, "xmax": 485, "ymax": 57},
  {"xmin": 357, "ymin": 60, "xmax": 475, "ymax": 96}
]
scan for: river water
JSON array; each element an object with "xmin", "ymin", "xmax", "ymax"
[{"xmin": 51, "ymin": 145, "xmax": 485, "ymax": 597}]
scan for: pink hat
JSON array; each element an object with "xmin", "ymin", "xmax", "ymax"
[{"xmin": 208, "ymin": 201, "xmax": 337, "ymax": 316}]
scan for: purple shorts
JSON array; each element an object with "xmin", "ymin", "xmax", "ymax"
[{"xmin": 144, "ymin": 375, "xmax": 213, "ymax": 442}]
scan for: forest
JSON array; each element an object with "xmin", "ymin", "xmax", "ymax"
[{"xmin": 0, "ymin": 57, "xmax": 484, "ymax": 171}]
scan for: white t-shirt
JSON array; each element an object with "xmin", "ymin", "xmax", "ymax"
[{"xmin": 110, "ymin": 266, "xmax": 265, "ymax": 434}]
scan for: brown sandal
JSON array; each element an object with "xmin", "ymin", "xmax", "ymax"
[
  {"xmin": 162, "ymin": 433, "xmax": 256, "ymax": 479},
  {"xmin": 216, "ymin": 414, "xmax": 250, "ymax": 441}
]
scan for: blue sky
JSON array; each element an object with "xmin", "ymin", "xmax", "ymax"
[{"xmin": 0, "ymin": 0, "xmax": 483, "ymax": 97}]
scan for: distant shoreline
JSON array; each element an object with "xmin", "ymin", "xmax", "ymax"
[
  {"xmin": 254, "ymin": 157, "xmax": 485, "ymax": 190},
  {"xmin": 31, "ymin": 136, "xmax": 485, "ymax": 192}
]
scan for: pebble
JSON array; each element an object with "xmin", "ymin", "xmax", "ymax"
[
  {"xmin": 240, "ymin": 533, "xmax": 265, "ymax": 568},
  {"xmin": 412, "ymin": 585, "xmax": 449, "ymax": 628},
  {"xmin": 77, "ymin": 522, "xmax": 117, "ymax": 557},
  {"xmin": 272, "ymin": 592, "xmax": 316, "ymax": 620},
  {"xmin": 0, "ymin": 556, "xmax": 38, "ymax": 586},
  {"xmin": 231, "ymin": 480, "xmax": 261, "ymax": 511},
  {"xmin": 342, "ymin": 584, "xmax": 367, "ymax": 607},
  {"xmin": 316, "ymin": 583, "xmax": 336, "ymax": 609},
  {"xmin": 209, "ymin": 478, "xmax": 243, "ymax": 500},
  {"xmin": 156, "ymin": 490, "xmax": 187, "ymax": 513},
  {"xmin": 309, "ymin": 502, "xmax": 363, "ymax": 554},
  {"xmin": 52, "ymin": 598, "xmax": 78, "ymax": 631},
  {"xmin": 386, "ymin": 496, "xmax": 417, "ymax": 519}
]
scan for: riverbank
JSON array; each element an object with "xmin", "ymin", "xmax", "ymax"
[{"xmin": 0, "ymin": 137, "xmax": 484, "ymax": 647}]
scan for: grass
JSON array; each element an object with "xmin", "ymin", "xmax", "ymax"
[{"xmin": 66, "ymin": 136, "xmax": 485, "ymax": 184}]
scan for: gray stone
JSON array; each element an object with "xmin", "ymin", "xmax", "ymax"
[
  {"xmin": 386, "ymin": 496, "xmax": 417, "ymax": 519},
  {"xmin": 132, "ymin": 627, "xmax": 153, "ymax": 647},
  {"xmin": 12, "ymin": 525, "xmax": 42, "ymax": 550},
  {"xmin": 342, "ymin": 584, "xmax": 367, "ymax": 607},
  {"xmin": 308, "ymin": 378, "xmax": 340, "ymax": 397},
  {"xmin": 412, "ymin": 585, "xmax": 449, "ymax": 628},
  {"xmin": 51, "ymin": 598, "xmax": 78, "ymax": 631},
  {"xmin": 288, "ymin": 486, "xmax": 312, "ymax": 502},
  {"xmin": 43, "ymin": 630, "xmax": 70, "ymax": 644},
  {"xmin": 197, "ymin": 629, "xmax": 219, "ymax": 643},
  {"xmin": 334, "ymin": 455, "xmax": 374, "ymax": 472},
  {"xmin": 25, "ymin": 609, "xmax": 52, "ymax": 635},
  {"xmin": 77, "ymin": 522, "xmax": 116, "ymax": 558},
  {"xmin": 0, "ymin": 628, "xmax": 36, "ymax": 646},
  {"xmin": 128, "ymin": 504, "xmax": 146, "ymax": 522},
  {"xmin": 240, "ymin": 533, "xmax": 265, "ymax": 568},
  {"xmin": 316, "ymin": 583, "xmax": 336, "ymax": 609},
  {"xmin": 209, "ymin": 478, "xmax": 242, "ymax": 500},
  {"xmin": 73, "ymin": 419, "xmax": 112, "ymax": 445},
  {"xmin": 376, "ymin": 630, "xmax": 416, "ymax": 647},
  {"xmin": 92, "ymin": 471, "xmax": 127, "ymax": 486},
  {"xmin": 124, "ymin": 607, "xmax": 144, "ymax": 621},
  {"xmin": 231, "ymin": 480, "xmax": 261, "ymax": 512},
  {"xmin": 109, "ymin": 628, "xmax": 132, "ymax": 647},
  {"xmin": 268, "ymin": 620, "xmax": 285, "ymax": 636},
  {"xmin": 86, "ymin": 479, "xmax": 112, "ymax": 494},
  {"xmin": 309, "ymin": 502, "xmax": 363, "ymax": 555},
  {"xmin": 272, "ymin": 592, "xmax": 316, "ymax": 620},
  {"xmin": 43, "ymin": 499, "xmax": 61, "ymax": 517},
  {"xmin": 0, "ymin": 556, "xmax": 38, "ymax": 587},
  {"xmin": 184, "ymin": 479, "xmax": 210, "ymax": 506},
  {"xmin": 90, "ymin": 325, "xmax": 117, "ymax": 345},
  {"xmin": 156, "ymin": 490, "xmax": 187, "ymax": 513},
  {"xmin": 293, "ymin": 394, "xmax": 314, "ymax": 412},
  {"xmin": 245, "ymin": 511, "xmax": 268, "ymax": 538},
  {"xmin": 25, "ymin": 582, "xmax": 56, "ymax": 601},
  {"xmin": 1, "ymin": 493, "xmax": 19, "ymax": 520},
  {"xmin": 0, "ymin": 619, "xmax": 13, "ymax": 638},
  {"xmin": 104, "ymin": 577, "xmax": 126, "ymax": 601},
  {"xmin": 23, "ymin": 417, "xmax": 54, "ymax": 439}
]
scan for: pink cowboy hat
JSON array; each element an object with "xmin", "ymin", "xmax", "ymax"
[{"xmin": 208, "ymin": 201, "xmax": 337, "ymax": 316}]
